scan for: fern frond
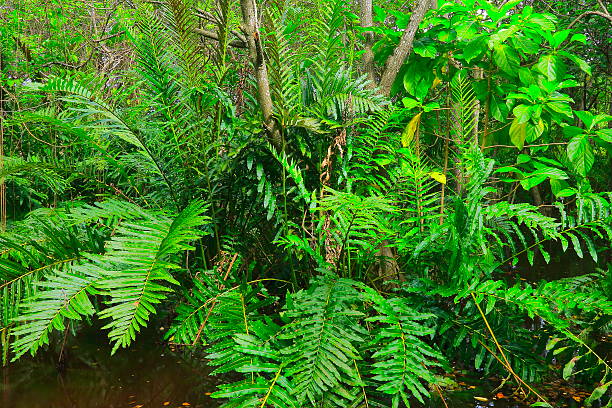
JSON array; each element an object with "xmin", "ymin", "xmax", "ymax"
[
  {"xmin": 10, "ymin": 262, "xmax": 104, "ymax": 359},
  {"xmin": 280, "ymin": 276, "xmax": 366, "ymax": 406},
  {"xmin": 362, "ymin": 285, "xmax": 444, "ymax": 406},
  {"xmin": 98, "ymin": 200, "xmax": 208, "ymax": 352}
]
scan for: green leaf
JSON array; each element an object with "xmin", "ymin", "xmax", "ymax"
[
  {"xmin": 510, "ymin": 118, "xmax": 528, "ymax": 149},
  {"xmin": 567, "ymin": 134, "xmax": 594, "ymax": 177},
  {"xmin": 596, "ymin": 129, "xmax": 612, "ymax": 143},
  {"xmin": 527, "ymin": 14, "xmax": 556, "ymax": 31},
  {"xmin": 585, "ymin": 381, "xmax": 610, "ymax": 406},
  {"xmin": 574, "ymin": 111, "xmax": 594, "ymax": 130},
  {"xmin": 535, "ymin": 55, "xmax": 558, "ymax": 81},
  {"xmin": 562, "ymin": 356, "xmax": 579, "ymax": 380},
  {"xmin": 519, "ymin": 68, "xmax": 536, "ymax": 85},
  {"xmin": 559, "ymin": 51, "xmax": 592, "ymax": 76},
  {"xmin": 402, "ymin": 112, "xmax": 422, "ymax": 147},
  {"xmin": 493, "ymin": 44, "xmax": 520, "ymax": 75},
  {"xmin": 402, "ymin": 98, "xmax": 419, "ymax": 110},
  {"xmin": 513, "ymin": 105, "xmax": 531, "ymax": 123},
  {"xmin": 414, "ymin": 42, "xmax": 437, "ymax": 58},
  {"xmin": 551, "ymin": 30, "xmax": 571, "ymax": 48},
  {"xmin": 546, "ymin": 101, "xmax": 573, "ymax": 118}
]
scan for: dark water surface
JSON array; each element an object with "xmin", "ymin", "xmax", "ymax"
[{"xmin": 1, "ymin": 328, "xmax": 220, "ymax": 408}]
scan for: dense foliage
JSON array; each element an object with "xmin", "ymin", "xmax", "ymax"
[{"xmin": 1, "ymin": 0, "xmax": 611, "ymax": 406}]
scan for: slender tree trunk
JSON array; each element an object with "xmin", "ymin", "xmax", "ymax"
[
  {"xmin": 359, "ymin": 0, "xmax": 376, "ymax": 85},
  {"xmin": 378, "ymin": 0, "xmax": 433, "ymax": 96},
  {"xmin": 239, "ymin": 0, "xmax": 283, "ymax": 149}
]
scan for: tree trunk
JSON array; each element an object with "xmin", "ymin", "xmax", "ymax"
[
  {"xmin": 239, "ymin": 0, "xmax": 283, "ymax": 149},
  {"xmin": 378, "ymin": 0, "xmax": 432, "ymax": 96},
  {"xmin": 359, "ymin": 0, "xmax": 376, "ymax": 85}
]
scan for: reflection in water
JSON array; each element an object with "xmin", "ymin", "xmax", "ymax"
[{"xmin": 1, "ymin": 328, "xmax": 220, "ymax": 408}]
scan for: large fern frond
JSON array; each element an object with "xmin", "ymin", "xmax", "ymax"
[
  {"xmin": 280, "ymin": 276, "xmax": 366, "ymax": 407},
  {"xmin": 362, "ymin": 285, "xmax": 445, "ymax": 406},
  {"xmin": 98, "ymin": 200, "xmax": 208, "ymax": 352}
]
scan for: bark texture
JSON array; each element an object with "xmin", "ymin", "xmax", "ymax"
[
  {"xmin": 239, "ymin": 0, "xmax": 283, "ymax": 149},
  {"xmin": 378, "ymin": 0, "xmax": 433, "ymax": 96},
  {"xmin": 359, "ymin": 0, "xmax": 376, "ymax": 85}
]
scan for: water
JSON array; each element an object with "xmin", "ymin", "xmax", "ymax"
[
  {"xmin": 0, "ymin": 332, "xmax": 602, "ymax": 408},
  {"xmin": 1, "ymin": 328, "xmax": 220, "ymax": 408}
]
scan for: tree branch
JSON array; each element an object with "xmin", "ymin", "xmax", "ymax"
[
  {"xmin": 378, "ymin": 0, "xmax": 433, "ymax": 96},
  {"xmin": 193, "ymin": 28, "xmax": 247, "ymax": 48},
  {"xmin": 569, "ymin": 10, "xmax": 612, "ymax": 28},
  {"xmin": 239, "ymin": 0, "xmax": 283, "ymax": 149}
]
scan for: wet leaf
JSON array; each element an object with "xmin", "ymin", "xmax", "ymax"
[
  {"xmin": 429, "ymin": 172, "xmax": 446, "ymax": 184},
  {"xmin": 402, "ymin": 112, "xmax": 422, "ymax": 147},
  {"xmin": 563, "ymin": 356, "xmax": 580, "ymax": 380}
]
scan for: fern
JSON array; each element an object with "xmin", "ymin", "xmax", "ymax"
[
  {"xmin": 32, "ymin": 76, "xmax": 180, "ymax": 207},
  {"xmin": 98, "ymin": 200, "xmax": 208, "ymax": 352},
  {"xmin": 10, "ymin": 261, "xmax": 103, "ymax": 358},
  {"xmin": 362, "ymin": 285, "xmax": 445, "ymax": 407},
  {"xmin": 7, "ymin": 200, "xmax": 209, "ymax": 357},
  {"xmin": 279, "ymin": 275, "xmax": 366, "ymax": 407},
  {"xmin": 159, "ymin": 0, "xmax": 205, "ymax": 88}
]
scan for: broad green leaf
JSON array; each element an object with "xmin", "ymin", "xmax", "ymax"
[
  {"xmin": 518, "ymin": 68, "xmax": 536, "ymax": 85},
  {"xmin": 517, "ymin": 154, "xmax": 531, "ymax": 164},
  {"xmin": 526, "ymin": 119, "xmax": 545, "ymax": 142},
  {"xmin": 550, "ymin": 179, "xmax": 570, "ymax": 197},
  {"xmin": 414, "ymin": 42, "xmax": 437, "ymax": 58},
  {"xmin": 551, "ymin": 30, "xmax": 571, "ymax": 48},
  {"xmin": 423, "ymin": 102, "xmax": 440, "ymax": 112},
  {"xmin": 510, "ymin": 118, "xmax": 527, "ymax": 149},
  {"xmin": 570, "ymin": 33, "xmax": 586, "ymax": 44},
  {"xmin": 563, "ymin": 125, "xmax": 584, "ymax": 138},
  {"xmin": 574, "ymin": 111, "xmax": 594, "ymax": 129},
  {"xmin": 513, "ymin": 105, "xmax": 531, "ymax": 123},
  {"xmin": 596, "ymin": 129, "xmax": 612, "ymax": 143},
  {"xmin": 462, "ymin": 36, "xmax": 486, "ymax": 63},
  {"xmin": 437, "ymin": 30, "xmax": 456, "ymax": 42},
  {"xmin": 527, "ymin": 14, "xmax": 556, "ymax": 31},
  {"xmin": 402, "ymin": 98, "xmax": 419, "ymax": 110},
  {"xmin": 535, "ymin": 55, "xmax": 558, "ymax": 81},
  {"xmin": 527, "ymin": 84, "xmax": 541, "ymax": 99},
  {"xmin": 493, "ymin": 44, "xmax": 520, "ymax": 75},
  {"xmin": 567, "ymin": 134, "xmax": 594, "ymax": 177},
  {"xmin": 546, "ymin": 101, "xmax": 573, "ymax": 118},
  {"xmin": 560, "ymin": 51, "xmax": 592, "ymax": 76},
  {"xmin": 512, "ymin": 35, "xmax": 540, "ymax": 55}
]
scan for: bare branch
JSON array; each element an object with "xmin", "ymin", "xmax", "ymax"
[
  {"xmin": 569, "ymin": 10, "xmax": 612, "ymax": 28},
  {"xmin": 193, "ymin": 28, "xmax": 247, "ymax": 48}
]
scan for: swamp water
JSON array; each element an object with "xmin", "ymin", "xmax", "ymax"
[{"xmin": 1, "ymin": 328, "xmax": 220, "ymax": 408}]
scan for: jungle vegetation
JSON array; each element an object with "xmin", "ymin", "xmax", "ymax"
[{"xmin": 0, "ymin": 0, "xmax": 611, "ymax": 406}]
